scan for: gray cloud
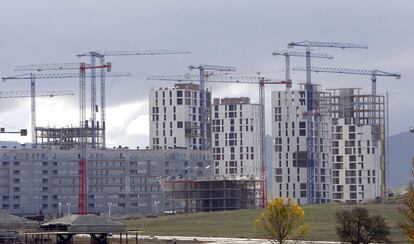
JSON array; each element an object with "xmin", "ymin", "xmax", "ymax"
[{"xmin": 0, "ymin": 0, "xmax": 413, "ymax": 146}]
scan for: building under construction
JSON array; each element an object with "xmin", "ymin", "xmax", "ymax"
[
  {"xmin": 34, "ymin": 122, "xmax": 104, "ymax": 150},
  {"xmin": 161, "ymin": 177, "xmax": 260, "ymax": 213},
  {"xmin": 271, "ymin": 84, "xmax": 332, "ymax": 205},
  {"xmin": 329, "ymin": 88, "xmax": 387, "ymax": 202}
]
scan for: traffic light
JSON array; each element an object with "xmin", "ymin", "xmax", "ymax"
[
  {"xmin": 106, "ymin": 62, "xmax": 112, "ymax": 72},
  {"xmin": 20, "ymin": 129, "xmax": 27, "ymax": 136}
]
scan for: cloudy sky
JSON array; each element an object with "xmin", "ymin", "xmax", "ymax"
[{"xmin": 0, "ymin": 0, "xmax": 412, "ymax": 148}]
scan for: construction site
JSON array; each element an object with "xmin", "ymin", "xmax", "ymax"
[
  {"xmin": 0, "ymin": 40, "xmax": 402, "ymax": 243},
  {"xmin": 161, "ymin": 177, "xmax": 260, "ymax": 213}
]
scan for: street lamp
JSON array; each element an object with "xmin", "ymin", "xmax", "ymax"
[
  {"xmin": 154, "ymin": 201, "xmax": 160, "ymax": 215},
  {"xmin": 66, "ymin": 202, "xmax": 71, "ymax": 215},
  {"xmin": 58, "ymin": 202, "xmax": 62, "ymax": 217},
  {"xmin": 107, "ymin": 202, "xmax": 113, "ymax": 219}
]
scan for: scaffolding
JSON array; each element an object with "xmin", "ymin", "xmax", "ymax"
[
  {"xmin": 161, "ymin": 177, "xmax": 260, "ymax": 213},
  {"xmin": 34, "ymin": 122, "xmax": 104, "ymax": 150}
]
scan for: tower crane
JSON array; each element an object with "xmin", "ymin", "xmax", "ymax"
[
  {"xmin": 292, "ymin": 66, "xmax": 401, "ymax": 95},
  {"xmin": 293, "ymin": 66, "xmax": 400, "ymax": 199},
  {"xmin": 3, "ymin": 70, "xmax": 129, "ymax": 215},
  {"xmin": 188, "ymin": 65, "xmax": 237, "ymax": 150},
  {"xmin": 15, "ymin": 62, "xmax": 115, "ymax": 149},
  {"xmin": 0, "ymin": 90, "xmax": 74, "ymax": 98},
  {"xmin": 76, "ymin": 49, "xmax": 190, "ymax": 148},
  {"xmin": 0, "ymin": 90, "xmax": 74, "ymax": 137},
  {"xmin": 272, "ymin": 50, "xmax": 333, "ymax": 81},
  {"xmin": 287, "ymin": 40, "xmax": 368, "ymax": 204},
  {"xmin": 148, "ymin": 73, "xmax": 291, "ymax": 208},
  {"xmin": 2, "ymin": 71, "xmax": 128, "ymax": 145}
]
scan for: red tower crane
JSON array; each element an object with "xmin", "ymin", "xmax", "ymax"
[
  {"xmin": 3, "ymin": 69, "xmax": 129, "ymax": 215},
  {"xmin": 76, "ymin": 49, "xmax": 190, "ymax": 148}
]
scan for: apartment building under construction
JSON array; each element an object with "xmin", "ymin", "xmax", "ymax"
[
  {"xmin": 329, "ymin": 88, "xmax": 387, "ymax": 202},
  {"xmin": 149, "ymin": 83, "xmax": 212, "ymax": 150},
  {"xmin": 271, "ymin": 84, "xmax": 332, "ymax": 205}
]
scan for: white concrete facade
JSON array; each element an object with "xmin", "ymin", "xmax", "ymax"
[
  {"xmin": 330, "ymin": 88, "xmax": 385, "ymax": 202},
  {"xmin": 211, "ymin": 97, "xmax": 262, "ymax": 178},
  {"xmin": 271, "ymin": 85, "xmax": 332, "ymax": 205},
  {"xmin": 149, "ymin": 83, "xmax": 211, "ymax": 150}
]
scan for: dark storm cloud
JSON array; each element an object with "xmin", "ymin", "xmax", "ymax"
[{"xmin": 0, "ymin": 0, "xmax": 413, "ymax": 146}]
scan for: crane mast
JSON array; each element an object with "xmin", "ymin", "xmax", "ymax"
[
  {"xmin": 288, "ymin": 40, "xmax": 368, "ymax": 204},
  {"xmin": 76, "ymin": 49, "xmax": 190, "ymax": 148},
  {"xmin": 272, "ymin": 50, "xmax": 333, "ymax": 81},
  {"xmin": 293, "ymin": 65, "xmax": 400, "ymax": 199},
  {"xmin": 12, "ymin": 64, "xmax": 128, "ymax": 149},
  {"xmin": 3, "ymin": 69, "xmax": 129, "ymax": 215},
  {"xmin": 188, "ymin": 65, "xmax": 237, "ymax": 150},
  {"xmin": 148, "ymin": 73, "xmax": 291, "ymax": 208}
]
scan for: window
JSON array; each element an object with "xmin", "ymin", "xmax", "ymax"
[
  {"xmin": 177, "ymin": 98, "xmax": 183, "ymax": 105},
  {"xmin": 177, "ymin": 91, "xmax": 182, "ymax": 97},
  {"xmin": 177, "ymin": 121, "xmax": 183, "ymax": 128}
]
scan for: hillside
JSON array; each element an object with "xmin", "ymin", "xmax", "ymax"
[
  {"xmin": 123, "ymin": 202, "xmax": 408, "ymax": 243},
  {"xmin": 388, "ymin": 132, "xmax": 414, "ymax": 187}
]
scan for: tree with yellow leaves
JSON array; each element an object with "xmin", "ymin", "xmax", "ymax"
[{"xmin": 254, "ymin": 198, "xmax": 308, "ymax": 244}]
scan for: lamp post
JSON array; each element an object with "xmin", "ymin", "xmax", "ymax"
[
  {"xmin": 107, "ymin": 202, "xmax": 113, "ymax": 219},
  {"xmin": 154, "ymin": 201, "xmax": 160, "ymax": 215},
  {"xmin": 58, "ymin": 202, "xmax": 62, "ymax": 217},
  {"xmin": 66, "ymin": 202, "xmax": 71, "ymax": 215}
]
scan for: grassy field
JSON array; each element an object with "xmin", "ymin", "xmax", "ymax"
[{"xmin": 123, "ymin": 202, "xmax": 409, "ymax": 243}]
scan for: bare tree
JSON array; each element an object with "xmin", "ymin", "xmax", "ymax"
[{"xmin": 336, "ymin": 207, "xmax": 390, "ymax": 244}]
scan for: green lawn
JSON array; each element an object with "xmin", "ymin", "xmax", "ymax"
[{"xmin": 123, "ymin": 203, "xmax": 409, "ymax": 243}]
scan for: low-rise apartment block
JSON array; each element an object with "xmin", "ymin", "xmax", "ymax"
[{"xmin": 0, "ymin": 147, "xmax": 212, "ymax": 216}]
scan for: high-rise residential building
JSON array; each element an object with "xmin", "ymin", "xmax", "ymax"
[
  {"xmin": 329, "ymin": 88, "xmax": 386, "ymax": 202},
  {"xmin": 211, "ymin": 97, "xmax": 262, "ymax": 178},
  {"xmin": 271, "ymin": 84, "xmax": 332, "ymax": 205},
  {"xmin": 149, "ymin": 83, "xmax": 211, "ymax": 150}
]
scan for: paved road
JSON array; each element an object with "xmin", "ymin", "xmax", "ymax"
[{"xmin": 132, "ymin": 235, "xmax": 344, "ymax": 244}]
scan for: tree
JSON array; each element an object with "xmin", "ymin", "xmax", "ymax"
[
  {"xmin": 336, "ymin": 207, "xmax": 390, "ymax": 244},
  {"xmin": 400, "ymin": 184, "xmax": 414, "ymax": 243},
  {"xmin": 254, "ymin": 198, "xmax": 308, "ymax": 244}
]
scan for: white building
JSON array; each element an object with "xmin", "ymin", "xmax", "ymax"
[
  {"xmin": 271, "ymin": 84, "xmax": 332, "ymax": 205},
  {"xmin": 149, "ymin": 83, "xmax": 211, "ymax": 150},
  {"xmin": 329, "ymin": 88, "xmax": 385, "ymax": 202},
  {"xmin": 211, "ymin": 97, "xmax": 262, "ymax": 178}
]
